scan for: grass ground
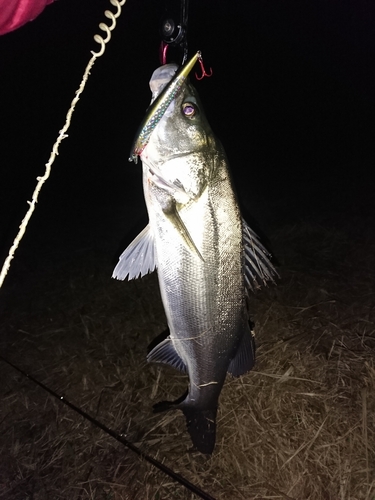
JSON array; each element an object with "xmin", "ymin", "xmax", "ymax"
[{"xmin": 0, "ymin": 197, "xmax": 374, "ymax": 499}]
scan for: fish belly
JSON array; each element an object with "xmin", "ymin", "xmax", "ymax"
[{"xmin": 144, "ymin": 156, "xmax": 247, "ymax": 409}]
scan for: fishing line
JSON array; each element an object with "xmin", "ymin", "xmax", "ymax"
[{"xmin": 0, "ymin": 355, "xmax": 217, "ymax": 500}]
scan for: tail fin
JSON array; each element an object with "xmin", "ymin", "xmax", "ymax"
[
  {"xmin": 153, "ymin": 394, "xmax": 217, "ymax": 454},
  {"xmin": 153, "ymin": 390, "xmax": 188, "ymax": 413},
  {"xmin": 183, "ymin": 407, "xmax": 217, "ymax": 454}
]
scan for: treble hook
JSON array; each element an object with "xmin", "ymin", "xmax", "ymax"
[{"xmin": 195, "ymin": 55, "xmax": 213, "ymax": 80}]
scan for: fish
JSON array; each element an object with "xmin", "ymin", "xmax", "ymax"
[{"xmin": 113, "ymin": 53, "xmax": 278, "ymax": 454}]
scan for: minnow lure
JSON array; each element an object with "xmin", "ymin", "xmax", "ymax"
[{"xmin": 128, "ymin": 51, "xmax": 201, "ymax": 164}]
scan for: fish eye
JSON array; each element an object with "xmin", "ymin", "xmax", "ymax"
[{"xmin": 182, "ymin": 102, "xmax": 196, "ymax": 118}]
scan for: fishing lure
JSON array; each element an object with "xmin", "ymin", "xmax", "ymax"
[{"xmin": 128, "ymin": 50, "xmax": 201, "ymax": 163}]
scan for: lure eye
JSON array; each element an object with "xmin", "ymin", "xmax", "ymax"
[{"xmin": 182, "ymin": 102, "xmax": 196, "ymax": 118}]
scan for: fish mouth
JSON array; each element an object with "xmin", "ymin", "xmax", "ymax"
[
  {"xmin": 155, "ymin": 149, "xmax": 205, "ymax": 162},
  {"xmin": 146, "ymin": 160, "xmax": 189, "ymax": 199},
  {"xmin": 143, "ymin": 147, "xmax": 206, "ymax": 196}
]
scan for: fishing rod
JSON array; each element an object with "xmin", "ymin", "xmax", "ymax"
[{"xmin": 0, "ymin": 354, "xmax": 217, "ymax": 500}]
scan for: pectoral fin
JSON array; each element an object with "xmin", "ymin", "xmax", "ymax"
[
  {"xmin": 112, "ymin": 225, "xmax": 156, "ymax": 280},
  {"xmin": 164, "ymin": 204, "xmax": 204, "ymax": 262}
]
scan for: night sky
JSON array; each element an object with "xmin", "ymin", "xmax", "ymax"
[{"xmin": 0, "ymin": 0, "xmax": 374, "ymax": 270}]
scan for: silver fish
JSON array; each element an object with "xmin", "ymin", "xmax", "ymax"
[{"xmin": 113, "ymin": 57, "xmax": 277, "ymax": 454}]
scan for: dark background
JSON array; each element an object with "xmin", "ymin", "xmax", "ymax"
[{"xmin": 0, "ymin": 0, "xmax": 374, "ymax": 279}]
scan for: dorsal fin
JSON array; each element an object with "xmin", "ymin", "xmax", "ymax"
[{"xmin": 242, "ymin": 218, "xmax": 279, "ymax": 292}]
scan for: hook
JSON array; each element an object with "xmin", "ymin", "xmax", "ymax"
[
  {"xmin": 160, "ymin": 41, "xmax": 169, "ymax": 65},
  {"xmin": 195, "ymin": 55, "xmax": 213, "ymax": 81}
]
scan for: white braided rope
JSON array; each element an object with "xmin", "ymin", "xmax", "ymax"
[{"xmin": 0, "ymin": 0, "xmax": 126, "ymax": 289}]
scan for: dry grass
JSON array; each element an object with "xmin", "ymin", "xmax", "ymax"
[{"xmin": 0, "ymin": 208, "xmax": 374, "ymax": 499}]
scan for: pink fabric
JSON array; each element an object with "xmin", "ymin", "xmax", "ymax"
[{"xmin": 0, "ymin": 0, "xmax": 55, "ymax": 35}]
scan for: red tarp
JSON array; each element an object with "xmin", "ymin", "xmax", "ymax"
[{"xmin": 0, "ymin": 0, "xmax": 55, "ymax": 35}]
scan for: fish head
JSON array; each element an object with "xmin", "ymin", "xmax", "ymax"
[{"xmin": 141, "ymin": 63, "xmax": 218, "ymax": 203}]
